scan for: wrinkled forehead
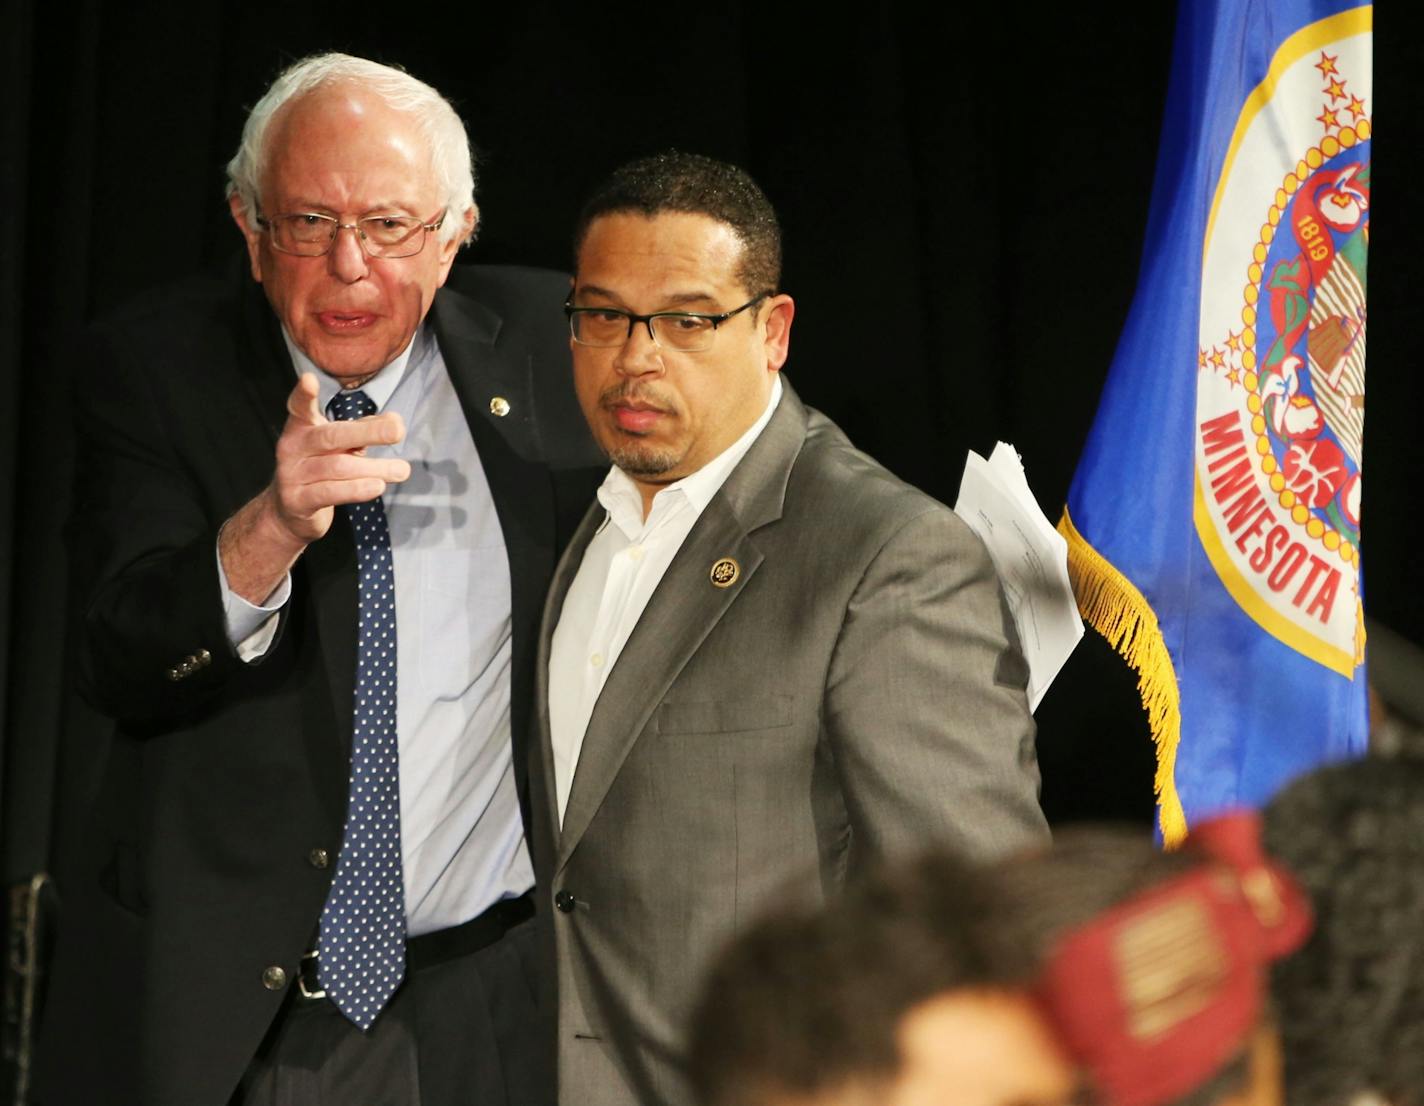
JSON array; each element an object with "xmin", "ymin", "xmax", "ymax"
[{"xmin": 260, "ymin": 84, "xmax": 438, "ymax": 205}]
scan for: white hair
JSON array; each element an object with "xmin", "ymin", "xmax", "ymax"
[{"xmin": 225, "ymin": 52, "xmax": 478, "ymax": 246}]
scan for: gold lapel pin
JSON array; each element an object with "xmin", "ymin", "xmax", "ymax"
[
  {"xmin": 710, "ymin": 557, "xmax": 740, "ymax": 588},
  {"xmin": 490, "ymin": 396, "xmax": 511, "ymax": 417}
]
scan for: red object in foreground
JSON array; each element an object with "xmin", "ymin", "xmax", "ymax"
[{"xmin": 1033, "ymin": 811, "xmax": 1312, "ymax": 1106}]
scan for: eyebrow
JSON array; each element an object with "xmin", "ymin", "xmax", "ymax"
[
  {"xmin": 282, "ymin": 200, "xmax": 419, "ymax": 216},
  {"xmin": 572, "ymin": 285, "xmax": 723, "ymax": 310}
]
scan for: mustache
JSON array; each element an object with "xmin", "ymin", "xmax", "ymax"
[{"xmin": 598, "ymin": 382, "xmax": 678, "ymax": 414}]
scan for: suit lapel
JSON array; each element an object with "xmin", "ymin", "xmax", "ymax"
[
  {"xmin": 433, "ymin": 282, "xmax": 552, "ymax": 610},
  {"xmin": 553, "ymin": 382, "xmax": 810, "ymax": 870},
  {"xmin": 431, "ymin": 286, "xmax": 554, "ymax": 828}
]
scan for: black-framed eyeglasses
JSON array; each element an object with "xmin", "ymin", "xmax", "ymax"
[
  {"xmin": 564, "ymin": 292, "xmax": 771, "ymax": 353},
  {"xmin": 256, "ymin": 210, "xmax": 447, "ymax": 259}
]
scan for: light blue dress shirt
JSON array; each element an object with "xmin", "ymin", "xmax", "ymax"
[{"xmin": 218, "ymin": 323, "xmax": 533, "ymax": 936}]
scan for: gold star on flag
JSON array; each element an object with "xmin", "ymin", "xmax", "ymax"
[
  {"xmin": 1348, "ymin": 94, "xmax": 1366, "ymax": 119},
  {"xmin": 1227, "ymin": 369, "xmax": 1241, "ymax": 386},
  {"xmin": 1317, "ymin": 105, "xmax": 1339, "ymax": 131},
  {"xmin": 1198, "ymin": 349, "xmax": 1209, "ymax": 369},
  {"xmin": 1325, "ymin": 77, "xmax": 1347, "ymax": 102},
  {"xmin": 1225, "ymin": 330, "xmax": 1241, "ymax": 352},
  {"xmin": 1315, "ymin": 52, "xmax": 1339, "ymax": 77},
  {"xmin": 1210, "ymin": 347, "xmax": 1226, "ymax": 369}
]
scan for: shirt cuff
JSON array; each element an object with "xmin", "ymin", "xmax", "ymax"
[{"xmin": 215, "ymin": 543, "xmax": 291, "ymax": 662}]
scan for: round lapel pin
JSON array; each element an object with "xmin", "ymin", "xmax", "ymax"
[
  {"xmin": 710, "ymin": 557, "xmax": 740, "ymax": 588},
  {"xmin": 490, "ymin": 396, "xmax": 511, "ymax": 417}
]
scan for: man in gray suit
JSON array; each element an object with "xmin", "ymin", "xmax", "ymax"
[{"xmin": 531, "ymin": 152, "xmax": 1049, "ymax": 1106}]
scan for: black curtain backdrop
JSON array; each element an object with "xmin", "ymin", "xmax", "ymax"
[{"xmin": 2, "ymin": 1, "xmax": 1420, "ymax": 1056}]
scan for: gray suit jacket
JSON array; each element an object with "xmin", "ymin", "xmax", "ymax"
[{"xmin": 530, "ymin": 380, "xmax": 1048, "ymax": 1106}]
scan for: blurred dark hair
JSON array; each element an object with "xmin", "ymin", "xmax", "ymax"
[
  {"xmin": 572, "ymin": 151, "xmax": 782, "ymax": 296},
  {"xmin": 686, "ymin": 849, "xmax": 1033, "ymax": 1106},
  {"xmin": 994, "ymin": 828, "xmax": 1249, "ymax": 1106},
  {"xmin": 1264, "ymin": 755, "xmax": 1424, "ymax": 1106}
]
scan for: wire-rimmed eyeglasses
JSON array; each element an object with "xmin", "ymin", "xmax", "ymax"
[{"xmin": 257, "ymin": 210, "xmax": 447, "ymax": 259}]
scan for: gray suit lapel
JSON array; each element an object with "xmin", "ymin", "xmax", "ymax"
[{"xmin": 553, "ymin": 381, "xmax": 810, "ymax": 870}]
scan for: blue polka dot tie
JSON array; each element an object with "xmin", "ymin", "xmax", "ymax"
[{"xmin": 317, "ymin": 389, "xmax": 406, "ymax": 1029}]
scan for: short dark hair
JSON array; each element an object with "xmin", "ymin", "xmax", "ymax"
[
  {"xmin": 1264, "ymin": 755, "xmax": 1424, "ymax": 1106},
  {"xmin": 686, "ymin": 851, "xmax": 1032, "ymax": 1106},
  {"xmin": 993, "ymin": 829, "xmax": 1249, "ymax": 1106},
  {"xmin": 572, "ymin": 151, "xmax": 782, "ymax": 296}
]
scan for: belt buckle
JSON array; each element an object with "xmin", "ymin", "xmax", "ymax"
[{"xmin": 298, "ymin": 949, "xmax": 326, "ymax": 1000}]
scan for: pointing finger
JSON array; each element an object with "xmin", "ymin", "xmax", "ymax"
[
  {"xmin": 286, "ymin": 373, "xmax": 325, "ymax": 426},
  {"xmin": 308, "ymin": 412, "xmax": 407, "ymax": 454},
  {"xmin": 300, "ymin": 453, "xmax": 412, "ymax": 485}
]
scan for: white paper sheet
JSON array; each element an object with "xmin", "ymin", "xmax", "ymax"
[{"xmin": 954, "ymin": 443, "xmax": 1084, "ymax": 711}]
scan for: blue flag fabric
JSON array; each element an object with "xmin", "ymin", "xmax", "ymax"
[{"xmin": 1061, "ymin": 1, "xmax": 1371, "ymax": 844}]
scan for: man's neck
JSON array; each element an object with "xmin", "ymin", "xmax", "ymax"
[{"xmin": 281, "ymin": 325, "xmax": 426, "ymax": 413}]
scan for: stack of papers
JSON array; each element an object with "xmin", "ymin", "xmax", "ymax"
[{"xmin": 954, "ymin": 442, "xmax": 1083, "ymax": 711}]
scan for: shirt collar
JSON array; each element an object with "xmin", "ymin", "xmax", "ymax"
[
  {"xmin": 596, "ymin": 374, "xmax": 784, "ymax": 537},
  {"xmin": 282, "ymin": 323, "xmax": 432, "ymax": 414}
]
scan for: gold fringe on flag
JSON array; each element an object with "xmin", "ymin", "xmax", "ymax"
[{"xmin": 1058, "ymin": 508, "xmax": 1188, "ymax": 847}]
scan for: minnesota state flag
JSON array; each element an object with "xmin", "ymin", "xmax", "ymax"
[{"xmin": 1061, "ymin": 1, "xmax": 1371, "ymax": 845}]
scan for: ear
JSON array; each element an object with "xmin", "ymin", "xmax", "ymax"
[
  {"xmin": 435, "ymin": 204, "xmax": 479, "ymax": 287},
  {"xmin": 761, "ymin": 294, "xmax": 795, "ymax": 373},
  {"xmin": 228, "ymin": 193, "xmax": 264, "ymax": 283}
]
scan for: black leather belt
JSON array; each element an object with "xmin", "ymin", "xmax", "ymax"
[
  {"xmin": 408, "ymin": 892, "xmax": 535, "ymax": 972},
  {"xmin": 298, "ymin": 892, "xmax": 535, "ymax": 999}
]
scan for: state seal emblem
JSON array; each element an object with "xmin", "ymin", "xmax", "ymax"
[{"xmin": 1194, "ymin": 9, "xmax": 1370, "ymax": 677}]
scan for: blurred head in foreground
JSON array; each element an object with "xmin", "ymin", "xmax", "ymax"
[
  {"xmin": 687, "ymin": 850, "xmax": 1079, "ymax": 1106},
  {"xmin": 998, "ymin": 813, "xmax": 1312, "ymax": 1106},
  {"xmin": 1263, "ymin": 755, "xmax": 1424, "ymax": 1106}
]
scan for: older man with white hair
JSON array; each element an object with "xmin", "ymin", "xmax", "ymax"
[{"xmin": 36, "ymin": 53, "xmax": 598, "ymax": 1106}]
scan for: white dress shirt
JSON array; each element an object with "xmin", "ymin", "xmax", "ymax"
[
  {"xmin": 217, "ymin": 324, "xmax": 533, "ymax": 935},
  {"xmin": 549, "ymin": 375, "xmax": 783, "ymax": 824}
]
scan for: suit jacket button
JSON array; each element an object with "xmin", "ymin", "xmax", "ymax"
[
  {"xmin": 554, "ymin": 890, "xmax": 576, "ymax": 913},
  {"xmin": 308, "ymin": 848, "xmax": 330, "ymax": 869},
  {"xmin": 261, "ymin": 965, "xmax": 287, "ymax": 991}
]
